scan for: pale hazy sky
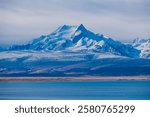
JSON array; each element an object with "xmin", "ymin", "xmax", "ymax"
[{"xmin": 0, "ymin": 0, "xmax": 150, "ymax": 46}]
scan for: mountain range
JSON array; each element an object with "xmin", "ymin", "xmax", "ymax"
[
  {"xmin": 10, "ymin": 24, "xmax": 142, "ymax": 58},
  {"xmin": 0, "ymin": 24, "xmax": 150, "ymax": 77}
]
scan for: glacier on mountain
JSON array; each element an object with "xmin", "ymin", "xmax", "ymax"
[
  {"xmin": 133, "ymin": 38, "xmax": 150, "ymax": 58},
  {"xmin": 10, "ymin": 24, "xmax": 140, "ymax": 58},
  {"xmin": 0, "ymin": 24, "xmax": 150, "ymax": 77}
]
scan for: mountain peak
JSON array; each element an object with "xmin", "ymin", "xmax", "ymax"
[
  {"xmin": 9, "ymin": 24, "xmax": 142, "ymax": 58},
  {"xmin": 62, "ymin": 24, "xmax": 74, "ymax": 28},
  {"xmin": 54, "ymin": 24, "xmax": 86, "ymax": 33},
  {"xmin": 77, "ymin": 24, "xmax": 87, "ymax": 31},
  {"xmin": 56, "ymin": 25, "xmax": 76, "ymax": 32},
  {"xmin": 78, "ymin": 24, "xmax": 85, "ymax": 28}
]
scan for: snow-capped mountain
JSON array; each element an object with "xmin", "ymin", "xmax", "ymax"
[
  {"xmin": 1, "ymin": 25, "xmax": 150, "ymax": 77},
  {"xmin": 10, "ymin": 24, "xmax": 140, "ymax": 58},
  {"xmin": 133, "ymin": 38, "xmax": 150, "ymax": 58}
]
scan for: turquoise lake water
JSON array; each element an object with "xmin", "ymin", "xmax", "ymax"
[{"xmin": 0, "ymin": 80, "xmax": 150, "ymax": 100}]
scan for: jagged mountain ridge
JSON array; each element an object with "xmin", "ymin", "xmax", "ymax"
[
  {"xmin": 133, "ymin": 38, "xmax": 150, "ymax": 58},
  {"xmin": 10, "ymin": 24, "xmax": 140, "ymax": 58},
  {"xmin": 1, "ymin": 25, "xmax": 150, "ymax": 77}
]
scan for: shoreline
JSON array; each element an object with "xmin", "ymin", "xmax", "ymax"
[{"xmin": 0, "ymin": 76, "xmax": 150, "ymax": 82}]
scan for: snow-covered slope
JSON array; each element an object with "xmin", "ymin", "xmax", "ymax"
[
  {"xmin": 1, "ymin": 25, "xmax": 149, "ymax": 77},
  {"xmin": 10, "ymin": 24, "xmax": 140, "ymax": 58},
  {"xmin": 133, "ymin": 38, "xmax": 150, "ymax": 58},
  {"xmin": 0, "ymin": 51, "xmax": 150, "ymax": 76}
]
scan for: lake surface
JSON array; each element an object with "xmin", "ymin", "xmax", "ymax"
[{"xmin": 0, "ymin": 80, "xmax": 150, "ymax": 100}]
